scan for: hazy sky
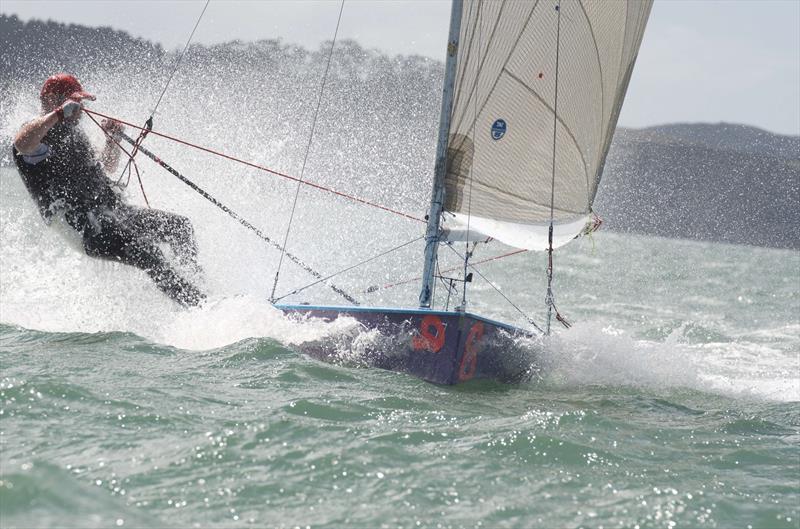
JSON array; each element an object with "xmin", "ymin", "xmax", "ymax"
[{"xmin": 4, "ymin": 0, "xmax": 799, "ymax": 135}]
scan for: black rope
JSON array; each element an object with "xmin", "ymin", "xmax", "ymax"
[
  {"xmin": 117, "ymin": 131, "xmax": 359, "ymax": 305},
  {"xmin": 271, "ymin": 0, "xmax": 346, "ymax": 302},
  {"xmin": 272, "ymin": 235, "xmax": 423, "ymax": 303},
  {"xmin": 436, "ymin": 258, "xmax": 457, "ymax": 311},
  {"xmin": 444, "ymin": 243, "xmax": 544, "ymax": 334}
]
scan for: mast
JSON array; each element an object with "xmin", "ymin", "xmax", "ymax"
[{"xmin": 419, "ymin": 0, "xmax": 463, "ymax": 309}]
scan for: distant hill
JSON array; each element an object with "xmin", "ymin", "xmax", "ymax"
[
  {"xmin": 0, "ymin": 13, "xmax": 164, "ymax": 89},
  {"xmin": 638, "ymin": 122, "xmax": 799, "ymax": 160},
  {"xmin": 597, "ymin": 124, "xmax": 799, "ymax": 249},
  {"xmin": 1, "ymin": 14, "xmax": 798, "ymax": 250}
]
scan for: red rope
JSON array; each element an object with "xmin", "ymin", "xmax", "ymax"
[
  {"xmin": 115, "ymin": 128, "xmax": 150, "ymax": 206},
  {"xmin": 117, "ymin": 126, "xmax": 148, "ymax": 187},
  {"xmin": 83, "ymin": 110, "xmax": 150, "ymax": 207},
  {"xmin": 82, "ymin": 108, "xmax": 424, "ymax": 223}
]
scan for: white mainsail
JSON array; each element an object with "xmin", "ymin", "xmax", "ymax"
[{"xmin": 440, "ymin": 0, "xmax": 653, "ymax": 251}]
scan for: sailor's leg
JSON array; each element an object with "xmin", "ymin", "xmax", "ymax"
[
  {"xmin": 122, "ymin": 207, "xmax": 199, "ymax": 268},
  {"xmin": 82, "ymin": 209, "xmax": 205, "ymax": 306}
]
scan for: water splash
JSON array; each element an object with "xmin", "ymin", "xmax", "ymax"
[
  {"xmin": 538, "ymin": 321, "xmax": 799, "ymax": 402},
  {"xmin": 1, "ymin": 50, "xmax": 798, "ymax": 405}
]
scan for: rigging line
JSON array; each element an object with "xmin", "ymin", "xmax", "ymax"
[
  {"xmin": 461, "ymin": 0, "xmax": 482, "ymax": 310},
  {"xmin": 112, "ymin": 128, "xmax": 359, "ymax": 305},
  {"xmin": 544, "ymin": 0, "xmax": 563, "ymax": 336},
  {"xmin": 272, "ymin": 235, "xmax": 423, "ymax": 303},
  {"xmin": 116, "ymin": 0, "xmax": 210, "ymax": 186},
  {"xmin": 362, "ymin": 247, "xmax": 527, "ymax": 294},
  {"xmin": 444, "ymin": 244, "xmax": 544, "ymax": 334},
  {"xmin": 82, "ymin": 108, "xmax": 423, "ymax": 223},
  {"xmin": 115, "ymin": 126, "xmax": 150, "ymax": 195},
  {"xmin": 437, "ymin": 259, "xmax": 457, "ymax": 312},
  {"xmin": 271, "ymin": 0, "xmax": 347, "ymax": 304},
  {"xmin": 151, "ymin": 0, "xmax": 210, "ymax": 119},
  {"xmin": 84, "ymin": 110, "xmax": 151, "ymax": 207},
  {"xmin": 270, "ymin": 1, "xmax": 345, "ymax": 303}
]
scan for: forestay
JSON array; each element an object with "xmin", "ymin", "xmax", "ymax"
[{"xmin": 440, "ymin": 0, "xmax": 653, "ymax": 250}]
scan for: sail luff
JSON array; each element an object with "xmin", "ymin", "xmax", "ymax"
[{"xmin": 418, "ymin": 0, "xmax": 465, "ymax": 309}]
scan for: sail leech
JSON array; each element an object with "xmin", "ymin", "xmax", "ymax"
[{"xmin": 440, "ymin": 0, "xmax": 654, "ymax": 251}]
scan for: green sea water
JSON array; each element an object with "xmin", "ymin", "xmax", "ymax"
[
  {"xmin": 1, "ymin": 159, "xmax": 798, "ymax": 528},
  {"xmin": 0, "ymin": 322, "xmax": 798, "ymax": 529}
]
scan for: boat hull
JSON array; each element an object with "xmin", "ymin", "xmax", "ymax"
[{"xmin": 276, "ymin": 304, "xmax": 540, "ymax": 385}]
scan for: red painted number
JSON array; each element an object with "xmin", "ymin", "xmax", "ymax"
[
  {"xmin": 411, "ymin": 314, "xmax": 444, "ymax": 353},
  {"xmin": 458, "ymin": 322, "xmax": 484, "ymax": 381},
  {"xmin": 412, "ymin": 315, "xmax": 446, "ymax": 353}
]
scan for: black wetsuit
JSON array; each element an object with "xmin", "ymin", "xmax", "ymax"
[{"xmin": 13, "ymin": 122, "xmax": 204, "ymax": 306}]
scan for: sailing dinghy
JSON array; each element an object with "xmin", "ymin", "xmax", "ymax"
[
  {"xmin": 88, "ymin": 0, "xmax": 652, "ymax": 384},
  {"xmin": 276, "ymin": 0, "xmax": 653, "ymax": 384}
]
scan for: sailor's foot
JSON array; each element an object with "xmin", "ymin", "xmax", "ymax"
[{"xmin": 149, "ymin": 268, "xmax": 206, "ymax": 308}]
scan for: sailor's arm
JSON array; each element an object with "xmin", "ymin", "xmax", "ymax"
[
  {"xmin": 13, "ymin": 111, "xmax": 60, "ymax": 155},
  {"xmin": 14, "ymin": 101, "xmax": 82, "ymax": 154}
]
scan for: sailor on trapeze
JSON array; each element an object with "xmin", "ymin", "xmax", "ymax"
[{"xmin": 12, "ymin": 73, "xmax": 204, "ymax": 306}]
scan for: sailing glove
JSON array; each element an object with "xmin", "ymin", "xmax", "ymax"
[{"xmin": 56, "ymin": 100, "xmax": 81, "ymax": 122}]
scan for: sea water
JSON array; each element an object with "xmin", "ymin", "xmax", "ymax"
[
  {"xmin": 1, "ymin": 55, "xmax": 799, "ymax": 527},
  {"xmin": 1, "ymin": 165, "xmax": 798, "ymax": 529}
]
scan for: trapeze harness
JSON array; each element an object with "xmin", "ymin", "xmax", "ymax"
[{"xmin": 12, "ymin": 123, "xmax": 203, "ymax": 307}]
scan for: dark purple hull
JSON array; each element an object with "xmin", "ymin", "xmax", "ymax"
[{"xmin": 276, "ymin": 304, "xmax": 541, "ymax": 385}]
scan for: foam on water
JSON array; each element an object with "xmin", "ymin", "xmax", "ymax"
[
  {"xmin": 152, "ymin": 296, "xmax": 364, "ymax": 351},
  {"xmin": 538, "ymin": 322, "xmax": 800, "ymax": 402},
  {"xmin": 1, "ymin": 58, "xmax": 798, "ymax": 407},
  {"xmin": 2, "ymin": 158, "xmax": 798, "ymax": 404},
  {"xmin": 541, "ymin": 323, "xmax": 702, "ymax": 389}
]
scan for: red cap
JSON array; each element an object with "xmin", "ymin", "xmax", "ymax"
[{"xmin": 40, "ymin": 74, "xmax": 95, "ymax": 107}]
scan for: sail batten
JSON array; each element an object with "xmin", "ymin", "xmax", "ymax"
[{"xmin": 441, "ymin": 0, "xmax": 653, "ymax": 251}]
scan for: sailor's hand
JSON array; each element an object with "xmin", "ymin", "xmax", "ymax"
[
  {"xmin": 101, "ymin": 118, "xmax": 124, "ymax": 139},
  {"xmin": 56, "ymin": 100, "xmax": 82, "ymax": 122}
]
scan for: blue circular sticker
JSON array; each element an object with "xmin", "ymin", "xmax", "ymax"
[{"xmin": 491, "ymin": 119, "xmax": 507, "ymax": 140}]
